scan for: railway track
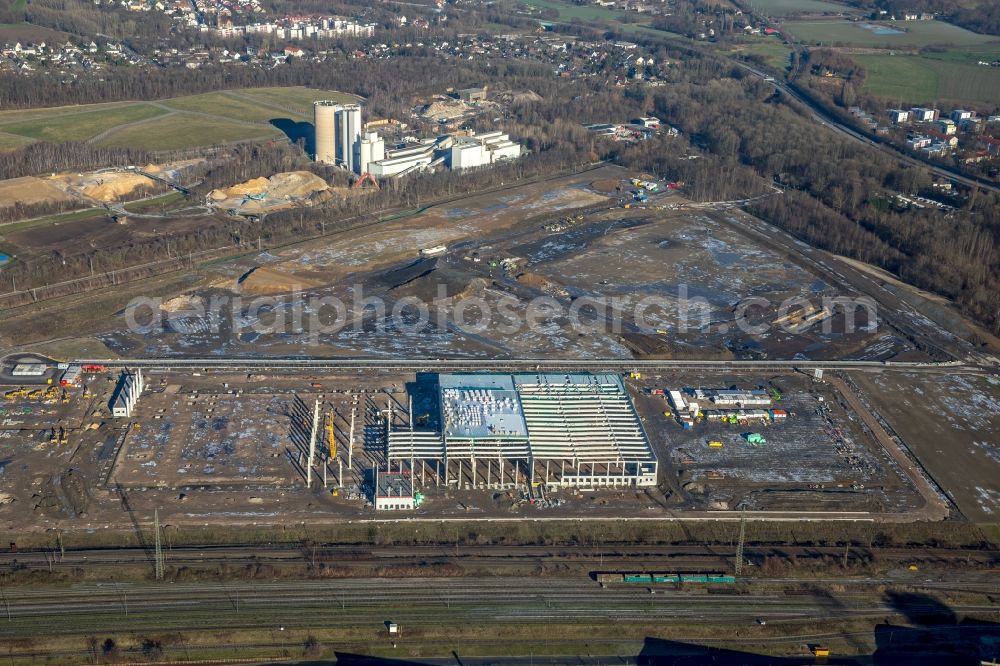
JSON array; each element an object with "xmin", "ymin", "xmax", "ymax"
[
  {"xmin": 0, "ymin": 576, "xmax": 995, "ymax": 639},
  {"xmin": 3, "ymin": 542, "xmax": 996, "ymax": 572}
]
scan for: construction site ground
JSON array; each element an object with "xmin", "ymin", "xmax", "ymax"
[
  {"xmin": 630, "ymin": 371, "xmax": 925, "ymax": 516},
  {"xmin": 0, "ymin": 366, "xmax": 961, "ymax": 534},
  {"xmin": 2, "ymin": 164, "xmax": 988, "ymax": 369},
  {"xmin": 72, "ymin": 164, "xmax": 950, "ymax": 363}
]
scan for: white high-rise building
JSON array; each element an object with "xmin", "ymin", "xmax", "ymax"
[
  {"xmin": 313, "ymin": 100, "xmax": 338, "ymax": 164},
  {"xmin": 335, "ymin": 103, "xmax": 363, "ymax": 173}
]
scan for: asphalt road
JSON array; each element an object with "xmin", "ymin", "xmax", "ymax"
[{"xmin": 734, "ymin": 62, "xmax": 1000, "ymax": 196}]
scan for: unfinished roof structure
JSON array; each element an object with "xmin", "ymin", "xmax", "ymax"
[{"xmin": 387, "ymin": 373, "xmax": 657, "ymax": 490}]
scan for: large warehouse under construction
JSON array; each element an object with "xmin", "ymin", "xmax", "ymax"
[{"xmin": 387, "ymin": 373, "xmax": 658, "ymax": 490}]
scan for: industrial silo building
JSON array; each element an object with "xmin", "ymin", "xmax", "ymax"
[
  {"xmin": 313, "ymin": 100, "xmax": 338, "ymax": 164},
  {"xmin": 335, "ymin": 103, "xmax": 363, "ymax": 173}
]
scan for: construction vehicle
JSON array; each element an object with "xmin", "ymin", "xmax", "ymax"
[
  {"xmin": 352, "ymin": 172, "xmax": 381, "ymax": 191},
  {"xmin": 708, "ymin": 440, "xmax": 723, "ymax": 448},
  {"xmin": 768, "ymin": 387, "xmax": 782, "ymax": 401},
  {"xmin": 4, "ymin": 388, "xmax": 27, "ymax": 401},
  {"xmin": 326, "ymin": 413, "xmax": 336, "ymax": 458},
  {"xmin": 812, "ymin": 646, "xmax": 830, "ymax": 657}
]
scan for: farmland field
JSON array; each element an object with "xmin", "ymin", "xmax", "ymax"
[
  {"xmin": 856, "ymin": 54, "xmax": 1000, "ymax": 105},
  {"xmin": 749, "ymin": 0, "xmax": 846, "ymax": 17},
  {"xmin": 0, "ymin": 104, "xmax": 167, "ymax": 143},
  {"xmin": 784, "ymin": 19, "xmax": 1000, "ymax": 47},
  {"xmin": 95, "ymin": 112, "xmax": 282, "ymax": 151}
]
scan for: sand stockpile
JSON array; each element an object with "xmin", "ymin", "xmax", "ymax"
[
  {"xmin": 80, "ymin": 172, "xmax": 157, "ymax": 202},
  {"xmin": 0, "ymin": 176, "xmax": 75, "ymax": 206},
  {"xmin": 238, "ymin": 266, "xmax": 324, "ymax": 296},
  {"xmin": 209, "ymin": 171, "xmax": 332, "ymax": 212},
  {"xmin": 210, "ymin": 177, "xmax": 269, "ymax": 201}
]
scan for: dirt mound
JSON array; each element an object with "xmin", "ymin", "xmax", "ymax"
[
  {"xmin": 238, "ymin": 266, "xmax": 324, "ymax": 295},
  {"xmin": 389, "ymin": 265, "xmax": 486, "ymax": 303},
  {"xmin": 590, "ymin": 178, "xmax": 621, "ymax": 193},
  {"xmin": 161, "ymin": 294, "xmax": 203, "ymax": 313},
  {"xmin": 0, "ymin": 176, "xmax": 75, "ymax": 206},
  {"xmin": 512, "ymin": 90, "xmax": 543, "ymax": 105},
  {"xmin": 516, "ymin": 272, "xmax": 566, "ymax": 296}
]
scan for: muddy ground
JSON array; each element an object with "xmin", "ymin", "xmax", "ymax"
[{"xmin": 851, "ymin": 370, "xmax": 1000, "ymax": 522}]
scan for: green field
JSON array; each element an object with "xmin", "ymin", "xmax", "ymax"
[
  {"xmin": 96, "ymin": 112, "xmax": 281, "ymax": 151},
  {"xmin": 856, "ymin": 54, "xmax": 1000, "ymax": 104},
  {"xmin": 0, "ymin": 132, "xmax": 34, "ymax": 152},
  {"xmin": 519, "ymin": 0, "xmax": 687, "ymax": 38},
  {"xmin": 525, "ymin": 0, "xmax": 634, "ymax": 23},
  {"xmin": 234, "ymin": 87, "xmax": 360, "ymax": 118},
  {"xmin": 0, "ymin": 207, "xmax": 105, "ymax": 235},
  {"xmin": 0, "ymin": 101, "xmax": 144, "ymax": 125},
  {"xmin": 734, "ymin": 40, "xmax": 793, "ymax": 70},
  {"xmin": 0, "ymin": 104, "xmax": 167, "ymax": 142},
  {"xmin": 159, "ymin": 92, "xmax": 289, "ymax": 123},
  {"xmin": 0, "ymin": 86, "xmax": 356, "ymax": 152},
  {"xmin": 785, "ymin": 19, "xmax": 1000, "ymax": 47},
  {"xmin": 749, "ymin": 0, "xmax": 846, "ymax": 17}
]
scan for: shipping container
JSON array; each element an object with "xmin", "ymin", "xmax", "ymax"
[
  {"xmin": 679, "ymin": 574, "xmax": 709, "ymax": 583},
  {"xmin": 652, "ymin": 574, "xmax": 680, "ymax": 583},
  {"xmin": 624, "ymin": 574, "xmax": 653, "ymax": 583}
]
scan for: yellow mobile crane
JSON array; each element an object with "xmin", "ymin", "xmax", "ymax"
[{"xmin": 325, "ymin": 413, "xmax": 336, "ymax": 459}]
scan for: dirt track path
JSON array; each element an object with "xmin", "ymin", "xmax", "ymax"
[{"xmin": 827, "ymin": 374, "xmax": 950, "ymax": 521}]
